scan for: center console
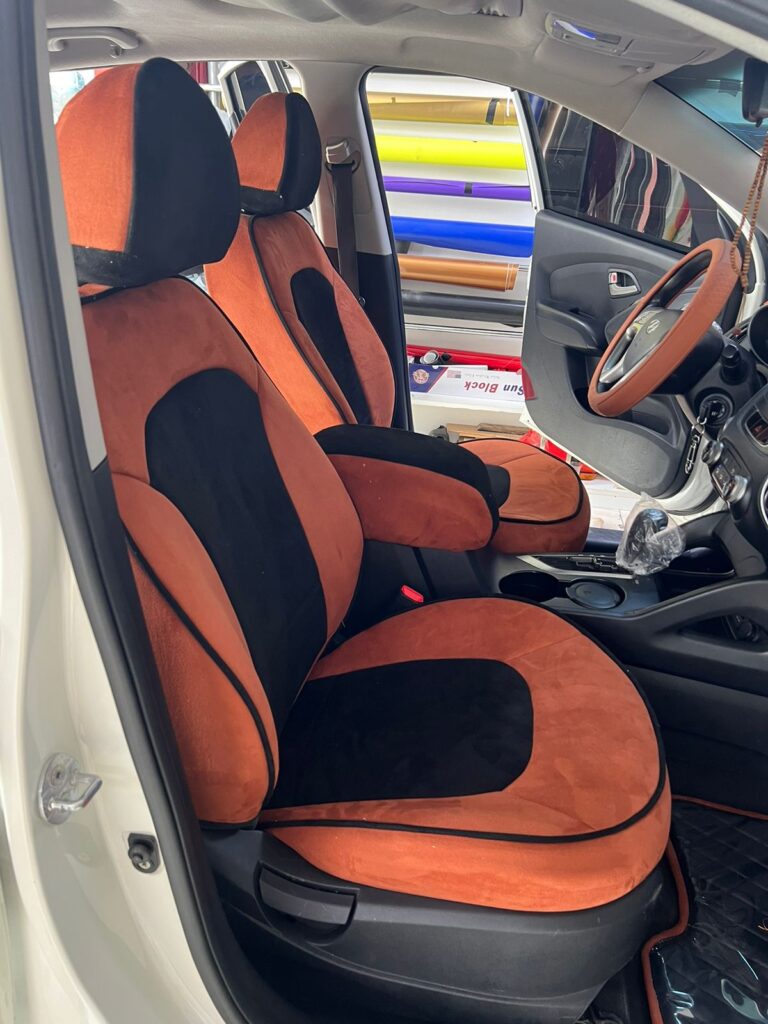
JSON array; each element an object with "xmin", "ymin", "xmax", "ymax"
[
  {"xmin": 496, "ymin": 546, "xmax": 733, "ymax": 618},
  {"xmin": 704, "ymin": 383, "xmax": 768, "ymax": 555}
]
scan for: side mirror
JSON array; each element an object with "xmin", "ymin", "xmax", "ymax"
[{"xmin": 743, "ymin": 57, "xmax": 768, "ymax": 126}]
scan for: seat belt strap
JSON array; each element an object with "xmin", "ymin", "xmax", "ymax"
[{"xmin": 325, "ymin": 140, "xmax": 360, "ymax": 301}]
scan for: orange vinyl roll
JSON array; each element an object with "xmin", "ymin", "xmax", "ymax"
[
  {"xmin": 368, "ymin": 93, "xmax": 517, "ymax": 126},
  {"xmin": 398, "ymin": 254, "xmax": 518, "ymax": 292}
]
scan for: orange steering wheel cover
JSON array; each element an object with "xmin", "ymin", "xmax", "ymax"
[{"xmin": 588, "ymin": 239, "xmax": 739, "ymax": 417}]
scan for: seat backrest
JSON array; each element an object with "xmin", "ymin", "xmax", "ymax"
[
  {"xmin": 57, "ymin": 59, "xmax": 364, "ymax": 826},
  {"xmin": 206, "ymin": 92, "xmax": 396, "ymax": 435}
]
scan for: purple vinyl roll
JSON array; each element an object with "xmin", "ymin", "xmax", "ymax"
[{"xmin": 383, "ymin": 176, "xmax": 531, "ymax": 203}]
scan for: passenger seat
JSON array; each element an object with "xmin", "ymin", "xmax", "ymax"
[{"xmin": 206, "ymin": 91, "xmax": 591, "ymax": 556}]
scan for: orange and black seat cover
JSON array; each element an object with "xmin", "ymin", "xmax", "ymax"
[
  {"xmin": 56, "ymin": 61, "xmax": 668, "ymax": 926},
  {"xmin": 206, "ymin": 90, "xmax": 592, "ymax": 555},
  {"xmin": 59, "ymin": 60, "xmax": 239, "ymax": 287}
]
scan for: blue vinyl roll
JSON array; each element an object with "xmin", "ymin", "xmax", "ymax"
[{"xmin": 391, "ymin": 216, "xmax": 534, "ymax": 258}]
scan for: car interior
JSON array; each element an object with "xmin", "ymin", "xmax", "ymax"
[{"xmin": 8, "ymin": 0, "xmax": 768, "ymax": 1022}]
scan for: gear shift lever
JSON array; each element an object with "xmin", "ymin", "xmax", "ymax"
[{"xmin": 616, "ymin": 495, "xmax": 685, "ymax": 576}]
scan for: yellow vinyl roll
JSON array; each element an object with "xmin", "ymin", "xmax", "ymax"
[
  {"xmin": 368, "ymin": 94, "xmax": 517, "ymax": 126},
  {"xmin": 398, "ymin": 254, "xmax": 518, "ymax": 292},
  {"xmin": 376, "ymin": 134, "xmax": 526, "ymax": 170}
]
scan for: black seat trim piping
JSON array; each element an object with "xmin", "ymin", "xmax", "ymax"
[{"xmin": 126, "ymin": 530, "xmax": 277, "ymax": 801}]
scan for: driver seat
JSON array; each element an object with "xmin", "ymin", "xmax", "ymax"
[{"xmin": 206, "ymin": 91, "xmax": 591, "ymax": 556}]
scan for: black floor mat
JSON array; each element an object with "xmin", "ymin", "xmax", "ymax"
[{"xmin": 648, "ymin": 800, "xmax": 768, "ymax": 1024}]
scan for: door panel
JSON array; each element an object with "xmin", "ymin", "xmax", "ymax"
[
  {"xmin": 523, "ymin": 210, "xmax": 692, "ymax": 496},
  {"xmin": 520, "ymin": 90, "xmax": 737, "ymax": 499}
]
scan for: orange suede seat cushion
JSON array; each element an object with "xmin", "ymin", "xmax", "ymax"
[
  {"xmin": 462, "ymin": 438, "xmax": 591, "ymax": 554},
  {"xmin": 263, "ymin": 597, "xmax": 670, "ymax": 913}
]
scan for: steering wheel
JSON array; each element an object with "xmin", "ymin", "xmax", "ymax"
[{"xmin": 588, "ymin": 239, "xmax": 739, "ymax": 417}]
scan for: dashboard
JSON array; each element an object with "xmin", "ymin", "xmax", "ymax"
[{"xmin": 701, "ymin": 308, "xmax": 768, "ymax": 552}]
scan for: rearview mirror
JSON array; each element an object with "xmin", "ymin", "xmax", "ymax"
[{"xmin": 743, "ymin": 57, "xmax": 768, "ymax": 125}]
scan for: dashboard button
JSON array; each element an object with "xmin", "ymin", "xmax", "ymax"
[
  {"xmin": 725, "ymin": 474, "xmax": 749, "ymax": 504},
  {"xmin": 703, "ymin": 440, "xmax": 724, "ymax": 466}
]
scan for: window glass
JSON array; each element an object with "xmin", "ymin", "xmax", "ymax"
[
  {"xmin": 660, "ymin": 52, "xmax": 768, "ymax": 154},
  {"xmin": 49, "ymin": 63, "xmax": 230, "ymax": 126},
  {"xmin": 526, "ymin": 95, "xmax": 721, "ymax": 250},
  {"xmin": 365, "ymin": 71, "xmax": 538, "ymax": 433},
  {"xmin": 50, "ymin": 69, "xmax": 95, "ymax": 122}
]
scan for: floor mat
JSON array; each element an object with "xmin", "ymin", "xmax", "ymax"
[{"xmin": 646, "ymin": 800, "xmax": 768, "ymax": 1024}]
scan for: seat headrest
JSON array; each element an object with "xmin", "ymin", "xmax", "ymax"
[
  {"xmin": 234, "ymin": 92, "xmax": 321, "ymax": 217},
  {"xmin": 56, "ymin": 59, "xmax": 240, "ymax": 288}
]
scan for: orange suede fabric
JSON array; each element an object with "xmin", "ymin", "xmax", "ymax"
[
  {"xmin": 82, "ymin": 279, "xmax": 366, "ymax": 823},
  {"xmin": 264, "ymin": 598, "xmax": 670, "ymax": 911},
  {"xmin": 492, "ymin": 508, "xmax": 591, "ymax": 555},
  {"xmin": 209, "ymin": 212, "xmax": 396, "ymax": 429},
  {"xmin": 249, "ymin": 215, "xmax": 396, "ymax": 427},
  {"xmin": 328, "ymin": 454, "xmax": 494, "ymax": 551},
  {"xmin": 84, "ymin": 280, "xmax": 363, "ymax": 640},
  {"xmin": 116, "ymin": 473, "xmax": 279, "ymax": 782},
  {"xmin": 232, "ymin": 92, "xmax": 287, "ymax": 193},
  {"xmin": 462, "ymin": 439, "xmax": 591, "ymax": 554},
  {"xmin": 205, "ymin": 218, "xmax": 353, "ymax": 433},
  {"xmin": 83, "ymin": 279, "xmax": 261, "ymax": 480},
  {"xmin": 56, "ymin": 64, "xmax": 139, "ymax": 252},
  {"xmin": 131, "ymin": 551, "xmax": 273, "ymax": 824}
]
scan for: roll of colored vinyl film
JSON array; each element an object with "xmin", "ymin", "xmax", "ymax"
[
  {"xmin": 392, "ymin": 216, "xmax": 534, "ymax": 258},
  {"xmin": 377, "ymin": 134, "xmax": 526, "ymax": 171},
  {"xmin": 369, "ymin": 93, "xmax": 517, "ymax": 126},
  {"xmin": 383, "ymin": 177, "xmax": 532, "ymax": 203},
  {"xmin": 398, "ymin": 254, "xmax": 518, "ymax": 292}
]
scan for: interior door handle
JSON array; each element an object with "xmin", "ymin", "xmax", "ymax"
[{"xmin": 608, "ymin": 269, "xmax": 641, "ymax": 298}]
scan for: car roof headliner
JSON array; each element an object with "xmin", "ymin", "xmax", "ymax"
[
  {"xmin": 44, "ymin": 0, "xmax": 767, "ymax": 132},
  {"xmin": 44, "ymin": 0, "xmax": 768, "ymax": 229}
]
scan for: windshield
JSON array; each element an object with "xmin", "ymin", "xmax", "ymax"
[{"xmin": 660, "ymin": 52, "xmax": 768, "ymax": 153}]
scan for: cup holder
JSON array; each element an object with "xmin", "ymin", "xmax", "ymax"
[
  {"xmin": 499, "ymin": 571, "xmax": 563, "ymax": 602},
  {"xmin": 500, "ymin": 571, "xmax": 626, "ymax": 610}
]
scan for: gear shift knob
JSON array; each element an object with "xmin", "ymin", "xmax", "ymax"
[{"xmin": 616, "ymin": 496, "xmax": 685, "ymax": 576}]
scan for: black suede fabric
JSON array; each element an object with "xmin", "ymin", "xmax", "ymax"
[
  {"xmin": 145, "ymin": 368, "xmax": 326, "ymax": 730},
  {"xmin": 268, "ymin": 658, "xmax": 534, "ymax": 808},
  {"xmin": 487, "ymin": 464, "xmax": 512, "ymax": 508},
  {"xmin": 74, "ymin": 58, "xmax": 239, "ymax": 288},
  {"xmin": 316, "ymin": 423, "xmax": 499, "ymax": 529},
  {"xmin": 290, "ymin": 267, "xmax": 372, "ymax": 424},
  {"xmin": 240, "ymin": 93, "xmax": 321, "ymax": 217}
]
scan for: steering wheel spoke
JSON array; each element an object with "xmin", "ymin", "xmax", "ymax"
[{"xmin": 598, "ymin": 332, "xmax": 635, "ymax": 386}]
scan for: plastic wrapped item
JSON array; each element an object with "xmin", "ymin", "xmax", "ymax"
[{"xmin": 616, "ymin": 494, "xmax": 685, "ymax": 576}]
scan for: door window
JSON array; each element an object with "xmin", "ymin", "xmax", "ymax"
[
  {"xmin": 365, "ymin": 71, "xmax": 535, "ymax": 372},
  {"xmin": 525, "ymin": 95, "xmax": 722, "ymax": 251}
]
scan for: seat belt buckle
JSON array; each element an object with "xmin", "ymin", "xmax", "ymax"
[{"xmin": 384, "ymin": 584, "xmax": 427, "ymax": 618}]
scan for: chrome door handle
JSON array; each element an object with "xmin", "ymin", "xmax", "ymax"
[
  {"xmin": 38, "ymin": 753, "xmax": 102, "ymax": 825},
  {"xmin": 608, "ymin": 269, "xmax": 641, "ymax": 298}
]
